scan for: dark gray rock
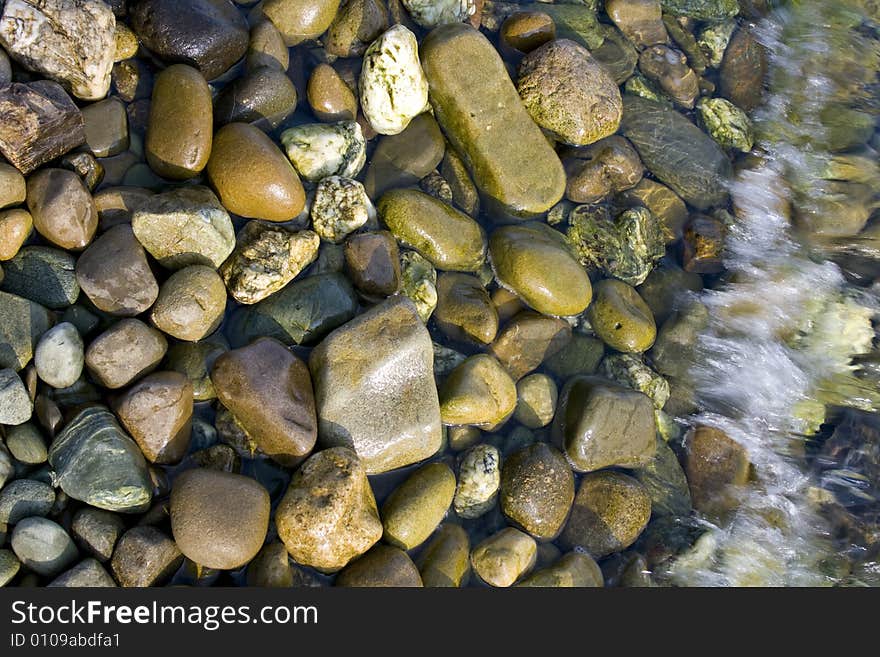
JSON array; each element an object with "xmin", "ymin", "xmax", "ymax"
[{"xmin": 0, "ymin": 246, "xmax": 79, "ymax": 309}]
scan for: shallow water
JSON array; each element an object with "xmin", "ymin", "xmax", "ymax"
[{"xmin": 666, "ymin": 1, "xmax": 880, "ymax": 586}]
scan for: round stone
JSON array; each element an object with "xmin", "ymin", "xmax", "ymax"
[
  {"xmin": 587, "ymin": 278, "xmax": 657, "ymax": 353},
  {"xmin": 214, "ymin": 66, "xmax": 299, "ymax": 131},
  {"xmin": 434, "ymin": 273, "xmax": 499, "ymax": 345},
  {"xmin": 150, "ymin": 266, "xmax": 227, "ymax": 342},
  {"xmin": 308, "ymin": 63, "xmax": 358, "ymax": 122},
  {"xmin": 0, "ymin": 209, "xmax": 32, "ymax": 261},
  {"xmin": 440, "ymin": 354, "xmax": 517, "ymax": 427},
  {"xmin": 325, "ymin": 0, "xmax": 388, "ymax": 57},
  {"xmin": 207, "ymin": 122, "xmax": 306, "ymax": 222},
  {"xmin": 26, "ymin": 168, "xmax": 97, "ymax": 251},
  {"xmin": 514, "ymin": 374, "xmax": 558, "ymax": 428},
  {"xmin": 0, "ymin": 162, "xmax": 26, "ymax": 210},
  {"xmin": 0, "ymin": 246, "xmax": 79, "ymax": 309},
  {"xmin": 247, "ymin": 19, "xmax": 289, "ymax": 72},
  {"xmin": 500, "ymin": 443, "xmax": 574, "ymax": 540},
  {"xmin": 170, "ymin": 468, "xmax": 270, "ymax": 570},
  {"xmin": 0, "ymin": 479, "xmax": 55, "ymax": 525},
  {"xmin": 335, "ymin": 544, "xmax": 423, "ymax": 587},
  {"xmin": 500, "ymin": 11, "xmax": 556, "ymax": 54},
  {"xmin": 34, "ymin": 322, "xmax": 84, "ymax": 389},
  {"xmin": 0, "ymin": 368, "xmax": 31, "ymax": 426},
  {"xmin": 470, "ymin": 527, "xmax": 537, "ymax": 587},
  {"xmin": 4, "ymin": 423, "xmax": 47, "ymax": 464},
  {"xmin": 258, "ymin": 0, "xmax": 342, "ymax": 46},
  {"xmin": 454, "ymin": 443, "xmax": 500, "ymax": 519},
  {"xmin": 516, "ymin": 551, "xmax": 603, "ymax": 587},
  {"xmin": 85, "ymin": 319, "xmax": 167, "ymax": 389},
  {"xmin": 381, "ymin": 462, "xmax": 456, "ymax": 550},
  {"xmin": 11, "ymin": 517, "xmax": 78, "ymax": 577}
]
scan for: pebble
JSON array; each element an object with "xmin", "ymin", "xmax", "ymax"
[
  {"xmin": 620, "ymin": 95, "xmax": 731, "ymax": 210},
  {"xmin": 246, "ymin": 542, "xmax": 293, "ymax": 587},
  {"xmin": 247, "ymin": 19, "xmax": 289, "ymax": 72},
  {"xmin": 516, "ymin": 551, "xmax": 603, "ymax": 587},
  {"xmin": 219, "ymin": 222, "xmax": 319, "ymax": 304},
  {"xmin": 170, "ymin": 468, "xmax": 270, "ymax": 570},
  {"xmin": 280, "ymin": 120, "xmax": 366, "ymax": 183},
  {"xmin": 500, "ymin": 443, "xmax": 574, "ymax": 540},
  {"xmin": 164, "ymin": 336, "xmax": 228, "ymax": 402},
  {"xmin": 587, "ymin": 279, "xmax": 657, "ymax": 353},
  {"xmin": 553, "ymin": 375, "xmax": 657, "ymax": 473},
  {"xmin": 559, "ymin": 471, "xmax": 652, "ymax": 558},
  {"xmin": 275, "ymin": 447, "xmax": 382, "ymax": 573},
  {"xmin": 490, "ymin": 223, "xmax": 591, "ymax": 317},
  {"xmin": 0, "ymin": 0, "xmax": 115, "ymax": 100},
  {"xmin": 76, "ymin": 224, "xmax": 158, "ymax": 316},
  {"xmin": 363, "ymin": 112, "xmax": 445, "ymax": 199},
  {"xmin": 26, "ymin": 168, "xmax": 97, "ymax": 251},
  {"xmin": 400, "ymin": 250, "xmax": 438, "ymax": 321},
  {"xmin": 336, "ymin": 544, "xmax": 423, "ymax": 587},
  {"xmin": 720, "ymin": 26, "xmax": 767, "ymax": 112},
  {"xmin": 0, "ymin": 443, "xmax": 12, "ymax": 489},
  {"xmin": 259, "ymin": 0, "xmax": 342, "ymax": 46},
  {"xmin": 307, "ymin": 64, "xmax": 357, "ymax": 122},
  {"xmin": 439, "ymin": 354, "xmax": 517, "ymax": 427},
  {"xmin": 211, "ymin": 337, "xmax": 317, "ymax": 466},
  {"xmin": 207, "ymin": 122, "xmax": 306, "ymax": 222},
  {"xmin": 379, "ymin": 188, "xmax": 486, "ymax": 272},
  {"xmin": 48, "ymin": 558, "xmax": 116, "ymax": 587},
  {"xmin": 0, "ymin": 292, "xmax": 52, "ymax": 371},
  {"xmin": 421, "ymin": 24, "xmax": 565, "ymax": 218},
  {"xmin": 359, "ymin": 25, "xmax": 428, "ymax": 135},
  {"xmin": 470, "ymin": 527, "xmax": 537, "ymax": 587},
  {"xmin": 130, "ymin": 0, "xmax": 248, "ymax": 80},
  {"xmin": 605, "ymin": 0, "xmax": 667, "ymax": 48},
  {"xmin": 417, "ymin": 523, "xmax": 470, "ymax": 587},
  {"xmin": 633, "ymin": 436, "xmax": 692, "ymax": 517},
  {"xmin": 145, "ymin": 64, "xmax": 213, "ymax": 180},
  {"xmin": 0, "ymin": 163, "xmax": 26, "ymax": 210},
  {"xmin": 309, "ymin": 296, "xmax": 442, "ymax": 474},
  {"xmin": 0, "ymin": 209, "xmax": 32, "ymax": 261},
  {"xmin": 34, "ymin": 323, "xmax": 84, "ymax": 389},
  {"xmin": 381, "ymin": 462, "xmax": 456, "ymax": 550},
  {"xmin": 110, "ymin": 526, "xmax": 183, "ymax": 587},
  {"xmin": 150, "ymin": 266, "xmax": 227, "ymax": 342},
  {"xmin": 440, "ymin": 148, "xmax": 480, "ymax": 217},
  {"xmin": 0, "ymin": 81, "xmax": 85, "ymax": 175},
  {"xmin": 214, "ymin": 66, "xmax": 299, "ymax": 131},
  {"xmin": 638, "ymin": 45, "xmax": 699, "ymax": 109},
  {"xmin": 489, "ymin": 311, "xmax": 572, "ymax": 381},
  {"xmin": 0, "ymin": 246, "xmax": 79, "ymax": 309},
  {"xmin": 514, "ymin": 374, "xmax": 558, "ymax": 428},
  {"xmin": 82, "ymin": 98, "xmax": 129, "ymax": 158},
  {"xmin": 72, "ymin": 508, "xmax": 124, "ymax": 562},
  {"xmin": 0, "ymin": 479, "xmax": 55, "ymax": 525},
  {"xmin": 435, "ymin": 273, "xmax": 498, "ymax": 345},
  {"xmin": 114, "ymin": 22, "xmax": 140, "ymax": 61},
  {"xmin": 60, "ymin": 152, "xmax": 104, "ymax": 191},
  {"xmin": 0, "ymin": 550, "xmax": 20, "ymax": 587},
  {"xmin": 0, "ymin": 368, "xmax": 31, "ymax": 425},
  {"xmin": 662, "ymin": 0, "xmax": 739, "ymax": 20},
  {"xmin": 48, "ymin": 406, "xmax": 153, "ymax": 513},
  {"xmin": 344, "ymin": 231, "xmax": 401, "ymax": 297},
  {"xmin": 85, "ymin": 319, "xmax": 167, "ymax": 389},
  {"xmin": 618, "ymin": 178, "xmax": 689, "ymax": 244},
  {"xmin": 650, "ymin": 300, "xmax": 709, "ymax": 380},
  {"xmin": 325, "ymin": 0, "xmax": 387, "ymax": 57},
  {"xmin": 311, "ymin": 176, "xmax": 374, "ymax": 243},
  {"xmin": 684, "ymin": 425, "xmax": 750, "ymax": 517},
  {"xmin": 518, "ymin": 38, "xmax": 622, "ymax": 146},
  {"xmin": 454, "ymin": 443, "xmax": 500, "ymax": 519},
  {"xmin": 500, "ymin": 11, "xmax": 556, "ymax": 54},
  {"xmin": 11, "ymin": 517, "xmax": 78, "ymax": 577},
  {"xmin": 4, "ymin": 423, "xmax": 47, "ymax": 464},
  {"xmin": 114, "ymin": 371, "xmax": 193, "ymax": 464},
  {"xmin": 564, "ymin": 135, "xmax": 643, "ymax": 205}
]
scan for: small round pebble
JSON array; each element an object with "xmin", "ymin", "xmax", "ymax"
[{"xmin": 34, "ymin": 323, "xmax": 84, "ymax": 389}]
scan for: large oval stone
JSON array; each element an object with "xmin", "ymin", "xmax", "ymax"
[{"xmin": 420, "ymin": 23, "xmax": 566, "ymax": 219}]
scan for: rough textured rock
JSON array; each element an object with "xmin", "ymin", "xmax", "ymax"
[
  {"xmin": 170, "ymin": 469, "xmax": 270, "ymax": 570},
  {"xmin": 0, "ymin": 291, "xmax": 53, "ymax": 371},
  {"xmin": 0, "ymin": 368, "xmax": 32, "ymax": 425},
  {"xmin": 470, "ymin": 527, "xmax": 537, "ymax": 587},
  {"xmin": 281, "ymin": 121, "xmax": 366, "ymax": 183},
  {"xmin": 275, "ymin": 447, "xmax": 382, "ymax": 572},
  {"xmin": 211, "ymin": 338, "xmax": 317, "ymax": 466},
  {"xmin": 335, "ymin": 544, "xmax": 423, "ymax": 587},
  {"xmin": 309, "ymin": 296, "xmax": 443, "ymax": 474},
  {"xmin": 75, "ymin": 224, "xmax": 158, "ymax": 315},
  {"xmin": 129, "ymin": 0, "xmax": 248, "ymax": 80},
  {"xmin": 553, "ymin": 375, "xmax": 656, "ymax": 473},
  {"xmin": 131, "ymin": 186, "xmax": 235, "ymax": 269},
  {"xmin": 0, "ymin": 479, "xmax": 55, "ymax": 525},
  {"xmin": 48, "ymin": 406, "xmax": 153, "ymax": 513},
  {"xmin": 359, "ymin": 25, "xmax": 428, "ymax": 135},
  {"xmin": 454, "ymin": 443, "xmax": 500, "ymax": 518},
  {"xmin": 0, "ymin": 81, "xmax": 85, "ymax": 175},
  {"xmin": 311, "ymin": 177, "xmax": 374, "ymax": 243},
  {"xmin": 0, "ymin": 0, "xmax": 116, "ymax": 101},
  {"xmin": 620, "ymin": 96, "xmax": 731, "ymax": 210},
  {"xmin": 0, "ymin": 246, "xmax": 79, "ymax": 309},
  {"xmin": 219, "ymin": 222, "xmax": 319, "ymax": 304},
  {"xmin": 517, "ymin": 39, "xmax": 622, "ymax": 146},
  {"xmin": 420, "ymin": 23, "xmax": 565, "ymax": 219}
]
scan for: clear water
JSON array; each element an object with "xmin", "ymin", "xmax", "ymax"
[{"xmin": 666, "ymin": 1, "xmax": 880, "ymax": 586}]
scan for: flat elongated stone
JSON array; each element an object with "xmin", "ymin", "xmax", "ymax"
[
  {"xmin": 420, "ymin": 23, "xmax": 565, "ymax": 219},
  {"xmin": 0, "ymin": 368, "xmax": 32, "ymax": 425},
  {"xmin": 309, "ymin": 296, "xmax": 443, "ymax": 474},
  {"xmin": 0, "ymin": 0, "xmax": 115, "ymax": 101},
  {"xmin": 0, "ymin": 81, "xmax": 85, "ymax": 175},
  {"xmin": 48, "ymin": 406, "xmax": 153, "ymax": 513},
  {"xmin": 0, "ymin": 291, "xmax": 53, "ymax": 371},
  {"xmin": 620, "ymin": 96, "xmax": 731, "ymax": 210}
]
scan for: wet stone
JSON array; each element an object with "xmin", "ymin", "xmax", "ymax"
[
  {"xmin": 500, "ymin": 11, "xmax": 556, "ymax": 54},
  {"xmin": 720, "ymin": 26, "xmax": 766, "ymax": 112},
  {"xmin": 417, "ymin": 523, "xmax": 470, "ymax": 587},
  {"xmin": 311, "ymin": 177, "xmax": 374, "ymax": 244},
  {"xmin": 454, "ymin": 443, "xmax": 501, "ymax": 519},
  {"xmin": 0, "ymin": 246, "xmax": 78, "ymax": 309},
  {"xmin": 325, "ymin": 0, "xmax": 388, "ymax": 58},
  {"xmin": 307, "ymin": 63, "xmax": 357, "ymax": 122},
  {"xmin": 110, "ymin": 526, "xmax": 183, "ymax": 587},
  {"xmin": 82, "ymin": 98, "xmax": 129, "ymax": 158},
  {"xmin": 281, "ymin": 121, "xmax": 366, "ymax": 183},
  {"xmin": 470, "ymin": 527, "xmax": 537, "ymax": 587},
  {"xmin": 59, "ymin": 152, "xmax": 104, "ymax": 191},
  {"xmin": 435, "ymin": 273, "xmax": 498, "ymax": 345},
  {"xmin": 638, "ymin": 45, "xmax": 699, "ymax": 109},
  {"xmin": 0, "ymin": 210, "xmax": 31, "ymax": 263},
  {"xmin": 587, "ymin": 279, "xmax": 657, "ymax": 353},
  {"xmin": 219, "ymin": 222, "xmax": 319, "ymax": 305},
  {"xmin": 0, "ymin": 550, "xmax": 20, "ymax": 587},
  {"xmin": 400, "ymin": 250, "xmax": 439, "ymax": 322},
  {"xmin": 489, "ymin": 311, "xmax": 572, "ymax": 381},
  {"xmin": 0, "ymin": 81, "xmax": 85, "ymax": 175},
  {"xmin": 85, "ymin": 319, "xmax": 167, "ymax": 389},
  {"xmin": 344, "ymin": 231, "xmax": 400, "ymax": 298},
  {"xmin": 0, "ymin": 163, "xmax": 26, "ymax": 210},
  {"xmin": 440, "ymin": 354, "xmax": 517, "ymax": 428},
  {"xmin": 684, "ymin": 425, "xmax": 750, "ymax": 517},
  {"xmin": 336, "ymin": 544, "xmax": 423, "ymax": 587},
  {"xmin": 382, "ymin": 462, "xmax": 456, "ymax": 551},
  {"xmin": 633, "ymin": 436, "xmax": 692, "ymax": 517},
  {"xmin": 605, "ymin": 0, "xmax": 667, "ymax": 48},
  {"xmin": 309, "ymin": 296, "xmax": 442, "ymax": 474},
  {"xmin": 564, "ymin": 136, "xmax": 643, "ymax": 205},
  {"xmin": 214, "ymin": 66, "xmax": 299, "ymax": 131},
  {"xmin": 514, "ymin": 374, "xmax": 558, "ymax": 429},
  {"xmin": 617, "ymin": 178, "xmax": 689, "ymax": 244},
  {"xmin": 246, "ymin": 542, "xmax": 293, "ymax": 587},
  {"xmin": 517, "ymin": 551, "xmax": 603, "ymax": 587},
  {"xmin": 258, "ymin": 0, "xmax": 342, "ymax": 46},
  {"xmin": 682, "ymin": 214, "xmax": 725, "ymax": 274}
]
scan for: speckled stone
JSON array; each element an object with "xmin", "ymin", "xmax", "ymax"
[{"xmin": 85, "ymin": 319, "xmax": 167, "ymax": 389}]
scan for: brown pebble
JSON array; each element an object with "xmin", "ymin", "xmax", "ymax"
[
  {"xmin": 307, "ymin": 63, "xmax": 358, "ymax": 122},
  {"xmin": 500, "ymin": 11, "xmax": 556, "ymax": 54},
  {"xmin": 150, "ymin": 266, "xmax": 227, "ymax": 342},
  {"xmin": 85, "ymin": 319, "xmax": 168, "ymax": 389},
  {"xmin": 343, "ymin": 230, "xmax": 400, "ymax": 297},
  {"xmin": 26, "ymin": 168, "xmax": 97, "ymax": 251},
  {"xmin": 0, "ymin": 209, "xmax": 32, "ymax": 261}
]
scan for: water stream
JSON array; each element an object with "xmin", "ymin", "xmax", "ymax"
[{"xmin": 665, "ymin": 1, "xmax": 880, "ymax": 586}]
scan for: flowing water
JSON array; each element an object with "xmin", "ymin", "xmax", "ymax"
[{"xmin": 664, "ymin": 1, "xmax": 880, "ymax": 586}]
